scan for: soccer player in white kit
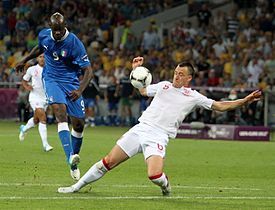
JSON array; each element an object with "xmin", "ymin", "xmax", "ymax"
[
  {"xmin": 19, "ymin": 54, "xmax": 53, "ymax": 152},
  {"xmin": 58, "ymin": 56, "xmax": 262, "ymax": 195}
]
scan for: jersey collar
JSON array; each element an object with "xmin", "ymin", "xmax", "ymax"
[{"xmin": 50, "ymin": 28, "xmax": 69, "ymax": 42}]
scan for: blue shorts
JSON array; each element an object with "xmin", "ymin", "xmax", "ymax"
[
  {"xmin": 84, "ymin": 98, "xmax": 96, "ymax": 108},
  {"xmin": 44, "ymin": 80, "xmax": 85, "ymax": 118}
]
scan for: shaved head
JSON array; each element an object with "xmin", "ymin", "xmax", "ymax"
[
  {"xmin": 50, "ymin": 12, "xmax": 65, "ymax": 25},
  {"xmin": 49, "ymin": 12, "xmax": 66, "ymax": 40}
]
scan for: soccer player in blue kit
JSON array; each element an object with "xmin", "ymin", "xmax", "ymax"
[{"xmin": 16, "ymin": 12, "xmax": 93, "ymax": 180}]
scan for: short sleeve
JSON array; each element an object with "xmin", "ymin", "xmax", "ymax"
[
  {"xmin": 72, "ymin": 36, "xmax": 91, "ymax": 68},
  {"xmin": 195, "ymin": 91, "xmax": 214, "ymax": 110},
  {"xmin": 146, "ymin": 81, "xmax": 167, "ymax": 97},
  {"xmin": 23, "ymin": 67, "xmax": 32, "ymax": 82}
]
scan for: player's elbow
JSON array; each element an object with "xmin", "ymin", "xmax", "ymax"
[{"xmin": 212, "ymin": 101, "xmax": 228, "ymax": 112}]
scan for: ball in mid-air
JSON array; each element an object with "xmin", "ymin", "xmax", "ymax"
[{"xmin": 130, "ymin": 66, "xmax": 152, "ymax": 89}]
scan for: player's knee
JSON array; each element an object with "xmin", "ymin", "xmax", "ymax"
[
  {"xmin": 55, "ymin": 112, "xmax": 67, "ymax": 122},
  {"xmin": 103, "ymin": 156, "xmax": 118, "ymax": 170},
  {"xmin": 33, "ymin": 117, "xmax": 39, "ymax": 124},
  {"xmin": 73, "ymin": 122, "xmax": 84, "ymax": 132}
]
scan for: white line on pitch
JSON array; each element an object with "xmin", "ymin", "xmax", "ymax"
[
  {"xmin": 0, "ymin": 183, "xmax": 262, "ymax": 191},
  {"xmin": 0, "ymin": 196, "xmax": 275, "ymax": 200}
]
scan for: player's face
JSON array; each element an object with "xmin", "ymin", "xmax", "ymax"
[
  {"xmin": 50, "ymin": 23, "xmax": 66, "ymax": 40},
  {"xmin": 37, "ymin": 54, "xmax": 45, "ymax": 67},
  {"xmin": 172, "ymin": 66, "xmax": 192, "ymax": 88}
]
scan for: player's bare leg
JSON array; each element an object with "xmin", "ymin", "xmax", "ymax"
[
  {"xmin": 147, "ymin": 155, "xmax": 171, "ymax": 196},
  {"xmin": 58, "ymin": 144, "xmax": 129, "ymax": 193}
]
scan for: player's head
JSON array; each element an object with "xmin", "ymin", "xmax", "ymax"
[
  {"xmin": 49, "ymin": 12, "xmax": 66, "ymax": 41},
  {"xmin": 173, "ymin": 61, "xmax": 196, "ymax": 88},
  {"xmin": 37, "ymin": 54, "xmax": 45, "ymax": 67}
]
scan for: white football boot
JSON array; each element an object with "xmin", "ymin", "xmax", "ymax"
[
  {"xmin": 70, "ymin": 168, "xmax": 80, "ymax": 181},
  {"xmin": 43, "ymin": 144, "xmax": 53, "ymax": 152},
  {"xmin": 58, "ymin": 185, "xmax": 78, "ymax": 193}
]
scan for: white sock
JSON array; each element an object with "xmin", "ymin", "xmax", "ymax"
[
  {"xmin": 38, "ymin": 122, "xmax": 49, "ymax": 147},
  {"xmin": 23, "ymin": 117, "xmax": 36, "ymax": 132},
  {"xmin": 73, "ymin": 159, "xmax": 109, "ymax": 191},
  {"xmin": 149, "ymin": 173, "xmax": 168, "ymax": 188}
]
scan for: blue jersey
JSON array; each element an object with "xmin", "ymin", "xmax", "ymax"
[{"xmin": 38, "ymin": 28, "xmax": 91, "ymax": 85}]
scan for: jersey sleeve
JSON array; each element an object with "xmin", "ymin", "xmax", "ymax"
[
  {"xmin": 146, "ymin": 81, "xmax": 167, "ymax": 97},
  {"xmin": 71, "ymin": 36, "xmax": 91, "ymax": 69},
  {"xmin": 38, "ymin": 29, "xmax": 47, "ymax": 51},
  {"xmin": 23, "ymin": 67, "xmax": 32, "ymax": 82},
  {"xmin": 195, "ymin": 91, "xmax": 214, "ymax": 110}
]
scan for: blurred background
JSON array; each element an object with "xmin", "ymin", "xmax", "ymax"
[{"xmin": 0, "ymin": 0, "xmax": 274, "ymax": 132}]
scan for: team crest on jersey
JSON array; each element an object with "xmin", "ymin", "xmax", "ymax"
[
  {"xmin": 182, "ymin": 88, "xmax": 191, "ymax": 96},
  {"xmin": 163, "ymin": 84, "xmax": 170, "ymax": 90},
  {"xmin": 61, "ymin": 50, "xmax": 67, "ymax": 57}
]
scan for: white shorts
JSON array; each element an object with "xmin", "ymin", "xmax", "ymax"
[
  {"xmin": 116, "ymin": 123, "xmax": 169, "ymax": 160},
  {"xmin": 30, "ymin": 100, "xmax": 48, "ymax": 111}
]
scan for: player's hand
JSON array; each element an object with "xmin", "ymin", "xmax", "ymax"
[
  {"xmin": 15, "ymin": 61, "xmax": 26, "ymax": 73},
  {"xmin": 70, "ymin": 90, "xmax": 81, "ymax": 101},
  {"xmin": 245, "ymin": 90, "xmax": 262, "ymax": 103},
  {"xmin": 132, "ymin": 56, "xmax": 144, "ymax": 69}
]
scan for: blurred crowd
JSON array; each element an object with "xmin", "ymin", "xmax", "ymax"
[{"xmin": 0, "ymin": 0, "xmax": 274, "ymax": 126}]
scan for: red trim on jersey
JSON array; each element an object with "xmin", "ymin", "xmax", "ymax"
[
  {"xmin": 102, "ymin": 158, "xmax": 111, "ymax": 171},
  {"xmin": 149, "ymin": 173, "xmax": 163, "ymax": 180}
]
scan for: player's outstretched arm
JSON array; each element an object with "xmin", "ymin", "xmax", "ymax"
[
  {"xmin": 212, "ymin": 90, "xmax": 262, "ymax": 112},
  {"xmin": 15, "ymin": 46, "xmax": 43, "ymax": 72}
]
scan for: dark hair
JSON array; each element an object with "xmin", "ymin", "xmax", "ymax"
[{"xmin": 178, "ymin": 61, "xmax": 197, "ymax": 78}]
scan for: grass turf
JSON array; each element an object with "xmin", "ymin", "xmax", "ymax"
[{"xmin": 0, "ymin": 121, "xmax": 275, "ymax": 209}]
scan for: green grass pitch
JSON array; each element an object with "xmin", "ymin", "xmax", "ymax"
[{"xmin": 1, "ymin": 121, "xmax": 275, "ymax": 209}]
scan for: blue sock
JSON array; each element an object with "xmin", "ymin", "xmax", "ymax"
[
  {"xmin": 71, "ymin": 135, "xmax": 83, "ymax": 154},
  {"xmin": 58, "ymin": 130, "xmax": 73, "ymax": 163}
]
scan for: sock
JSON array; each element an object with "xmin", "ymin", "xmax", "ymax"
[
  {"xmin": 58, "ymin": 122, "xmax": 73, "ymax": 163},
  {"xmin": 149, "ymin": 173, "xmax": 168, "ymax": 188},
  {"xmin": 23, "ymin": 117, "xmax": 35, "ymax": 132},
  {"xmin": 73, "ymin": 159, "xmax": 109, "ymax": 191},
  {"xmin": 71, "ymin": 129, "xmax": 83, "ymax": 154},
  {"xmin": 38, "ymin": 122, "xmax": 49, "ymax": 147}
]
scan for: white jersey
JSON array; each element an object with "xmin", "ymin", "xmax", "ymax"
[
  {"xmin": 23, "ymin": 64, "xmax": 46, "ymax": 103},
  {"xmin": 138, "ymin": 81, "xmax": 214, "ymax": 138}
]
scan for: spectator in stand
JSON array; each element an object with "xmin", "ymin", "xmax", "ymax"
[
  {"xmin": 141, "ymin": 24, "xmax": 160, "ymax": 54},
  {"xmin": 0, "ymin": 7, "xmax": 8, "ymax": 39},
  {"xmin": 212, "ymin": 10, "xmax": 225, "ymax": 30},
  {"xmin": 82, "ymin": 64, "xmax": 100, "ymax": 127},
  {"xmin": 226, "ymin": 9, "xmax": 239, "ymax": 41},
  {"xmin": 17, "ymin": 84, "xmax": 29, "ymax": 122},
  {"xmin": 118, "ymin": 69, "xmax": 134, "ymax": 126},
  {"xmin": 244, "ymin": 56, "xmax": 263, "ymax": 88},
  {"xmin": 207, "ymin": 69, "xmax": 219, "ymax": 87},
  {"xmin": 124, "ymin": 32, "xmax": 138, "ymax": 53},
  {"xmin": 170, "ymin": 21, "xmax": 185, "ymax": 45},
  {"xmin": 15, "ymin": 14, "xmax": 30, "ymax": 42},
  {"xmin": 196, "ymin": 3, "xmax": 212, "ymax": 27},
  {"xmin": 105, "ymin": 75, "xmax": 120, "ymax": 126}
]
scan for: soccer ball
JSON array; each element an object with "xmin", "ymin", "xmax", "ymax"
[{"xmin": 130, "ymin": 66, "xmax": 152, "ymax": 89}]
